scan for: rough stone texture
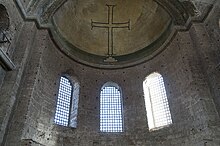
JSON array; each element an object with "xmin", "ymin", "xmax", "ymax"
[
  {"xmin": 5, "ymin": 28, "xmax": 220, "ymax": 145},
  {"xmin": 0, "ymin": 66, "xmax": 6, "ymax": 89},
  {"xmin": 0, "ymin": 22, "xmax": 37, "ymax": 145},
  {"xmin": 0, "ymin": 0, "xmax": 220, "ymax": 146},
  {"xmin": 190, "ymin": 1, "xmax": 220, "ymax": 118},
  {"xmin": 0, "ymin": 4, "xmax": 9, "ymax": 30},
  {"xmin": 0, "ymin": 0, "xmax": 24, "ymax": 57},
  {"xmin": 0, "ymin": 0, "xmax": 27, "ymax": 145}
]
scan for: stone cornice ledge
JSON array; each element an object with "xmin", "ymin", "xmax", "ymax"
[
  {"xmin": 14, "ymin": 0, "xmax": 67, "ymax": 29},
  {"xmin": 14, "ymin": 0, "xmax": 216, "ymax": 31},
  {"xmin": 14, "ymin": 0, "xmax": 51, "ymax": 28},
  {"xmin": 154, "ymin": 0, "xmax": 216, "ymax": 31}
]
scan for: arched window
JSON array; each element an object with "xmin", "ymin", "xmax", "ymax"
[
  {"xmin": 54, "ymin": 76, "xmax": 79, "ymax": 127},
  {"xmin": 143, "ymin": 72, "xmax": 172, "ymax": 130},
  {"xmin": 100, "ymin": 82, "xmax": 123, "ymax": 132}
]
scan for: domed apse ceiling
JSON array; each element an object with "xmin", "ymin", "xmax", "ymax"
[{"xmin": 51, "ymin": 0, "xmax": 172, "ymax": 68}]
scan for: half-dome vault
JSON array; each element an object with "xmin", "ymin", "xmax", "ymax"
[
  {"xmin": 18, "ymin": 0, "xmax": 175, "ymax": 68},
  {"xmin": 51, "ymin": 0, "xmax": 172, "ymax": 68}
]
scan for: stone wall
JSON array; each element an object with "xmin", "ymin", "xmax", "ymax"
[
  {"xmin": 0, "ymin": 4, "xmax": 9, "ymax": 30},
  {"xmin": 1, "ymin": 0, "xmax": 220, "ymax": 146},
  {"xmin": 0, "ymin": 66, "xmax": 6, "ymax": 89},
  {"xmin": 189, "ymin": 1, "xmax": 220, "ymax": 116},
  {"xmin": 5, "ymin": 25, "xmax": 220, "ymax": 146},
  {"xmin": 0, "ymin": 22, "xmax": 37, "ymax": 145},
  {"xmin": 0, "ymin": 0, "xmax": 27, "ymax": 145}
]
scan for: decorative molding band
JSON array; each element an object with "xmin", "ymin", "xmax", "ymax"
[
  {"xmin": 14, "ymin": 0, "xmax": 216, "ymax": 30},
  {"xmin": 14, "ymin": 0, "xmax": 67, "ymax": 28},
  {"xmin": 154, "ymin": 0, "xmax": 189, "ymax": 26},
  {"xmin": 153, "ymin": 0, "xmax": 215, "ymax": 31},
  {"xmin": 40, "ymin": 0, "xmax": 67, "ymax": 24}
]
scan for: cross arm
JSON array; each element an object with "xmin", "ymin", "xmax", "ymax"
[{"xmin": 91, "ymin": 20, "xmax": 109, "ymax": 29}]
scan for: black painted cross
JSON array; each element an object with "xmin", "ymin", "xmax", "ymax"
[{"xmin": 91, "ymin": 4, "xmax": 130, "ymax": 62}]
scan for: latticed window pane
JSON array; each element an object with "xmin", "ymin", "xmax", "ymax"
[
  {"xmin": 54, "ymin": 77, "xmax": 72, "ymax": 126},
  {"xmin": 143, "ymin": 73, "xmax": 172, "ymax": 130},
  {"xmin": 100, "ymin": 86, "xmax": 123, "ymax": 132}
]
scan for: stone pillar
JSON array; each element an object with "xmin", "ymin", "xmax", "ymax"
[
  {"xmin": 189, "ymin": 22, "xmax": 220, "ymax": 143},
  {"xmin": 3, "ymin": 27, "xmax": 47, "ymax": 145},
  {"xmin": 0, "ymin": 22, "xmax": 36, "ymax": 145}
]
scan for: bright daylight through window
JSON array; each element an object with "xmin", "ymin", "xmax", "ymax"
[
  {"xmin": 100, "ymin": 84, "xmax": 123, "ymax": 132},
  {"xmin": 54, "ymin": 76, "xmax": 72, "ymax": 126},
  {"xmin": 143, "ymin": 73, "xmax": 172, "ymax": 130}
]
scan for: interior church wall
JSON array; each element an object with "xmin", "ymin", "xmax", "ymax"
[
  {"xmin": 0, "ymin": 0, "xmax": 32, "ymax": 145},
  {"xmin": 0, "ymin": 21, "xmax": 38, "ymax": 145},
  {"xmin": 0, "ymin": 66, "xmax": 6, "ymax": 90},
  {"xmin": 0, "ymin": 0, "xmax": 220, "ymax": 146},
  {"xmin": 4, "ymin": 21, "xmax": 220, "ymax": 146},
  {"xmin": 2, "ymin": 26, "xmax": 48, "ymax": 145},
  {"xmin": 0, "ymin": 0, "xmax": 24, "ymax": 57},
  {"xmin": 189, "ymin": 2, "xmax": 220, "ymax": 117}
]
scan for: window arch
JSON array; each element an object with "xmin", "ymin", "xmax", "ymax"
[
  {"xmin": 54, "ymin": 76, "xmax": 79, "ymax": 127},
  {"xmin": 100, "ymin": 82, "xmax": 123, "ymax": 132},
  {"xmin": 143, "ymin": 72, "xmax": 172, "ymax": 130}
]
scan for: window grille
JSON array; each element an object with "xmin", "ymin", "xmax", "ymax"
[
  {"xmin": 143, "ymin": 73, "xmax": 172, "ymax": 130},
  {"xmin": 100, "ymin": 85, "xmax": 123, "ymax": 132},
  {"xmin": 54, "ymin": 76, "xmax": 72, "ymax": 126}
]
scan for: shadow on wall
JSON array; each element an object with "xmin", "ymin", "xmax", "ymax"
[
  {"xmin": 0, "ymin": 4, "xmax": 9, "ymax": 31},
  {"xmin": 0, "ymin": 4, "xmax": 11, "ymax": 54}
]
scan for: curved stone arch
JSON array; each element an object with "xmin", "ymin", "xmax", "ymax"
[
  {"xmin": 154, "ymin": 0, "xmax": 189, "ymax": 26},
  {"xmin": 40, "ymin": 0, "xmax": 67, "ymax": 24},
  {"xmin": 13, "ymin": 0, "xmax": 217, "ymax": 69},
  {"xmin": 0, "ymin": 4, "xmax": 9, "ymax": 31},
  {"xmin": 101, "ymin": 81, "xmax": 121, "ymax": 91}
]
